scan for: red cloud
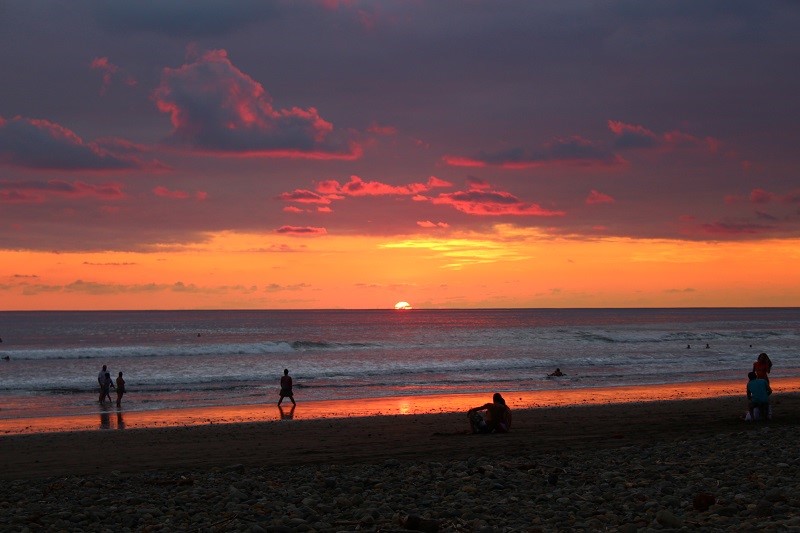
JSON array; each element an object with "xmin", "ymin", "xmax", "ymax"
[
  {"xmin": 444, "ymin": 136, "xmax": 622, "ymax": 169},
  {"xmin": 90, "ymin": 57, "xmax": 137, "ymax": 95},
  {"xmin": 277, "ymin": 189, "xmax": 332, "ymax": 204},
  {"xmin": 0, "ymin": 179, "xmax": 125, "ymax": 204},
  {"xmin": 318, "ymin": 175, "xmax": 452, "ymax": 197},
  {"xmin": 153, "ymin": 49, "xmax": 359, "ymax": 159},
  {"xmin": 275, "ymin": 225, "xmax": 327, "ymax": 235},
  {"xmin": 154, "ymin": 186, "xmax": 193, "ymax": 200},
  {"xmin": 430, "ymin": 182, "xmax": 565, "ymax": 217},
  {"xmin": 586, "ymin": 190, "xmax": 615, "ymax": 205},
  {"xmin": 749, "ymin": 188, "xmax": 774, "ymax": 204},
  {"xmin": 0, "ymin": 116, "xmax": 156, "ymax": 170},
  {"xmin": 417, "ymin": 220, "xmax": 449, "ymax": 228}
]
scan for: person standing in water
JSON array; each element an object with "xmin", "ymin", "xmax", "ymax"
[
  {"xmin": 115, "ymin": 371, "xmax": 126, "ymax": 407},
  {"xmin": 278, "ymin": 368, "xmax": 296, "ymax": 406}
]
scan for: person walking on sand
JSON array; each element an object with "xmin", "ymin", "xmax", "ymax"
[
  {"xmin": 467, "ymin": 393, "xmax": 512, "ymax": 434},
  {"xmin": 115, "ymin": 371, "xmax": 126, "ymax": 407},
  {"xmin": 278, "ymin": 368, "xmax": 296, "ymax": 406}
]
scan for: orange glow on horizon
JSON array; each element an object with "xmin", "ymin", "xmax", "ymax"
[{"xmin": 0, "ymin": 228, "xmax": 799, "ymax": 310}]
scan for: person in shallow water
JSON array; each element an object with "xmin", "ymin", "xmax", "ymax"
[
  {"xmin": 278, "ymin": 368, "xmax": 296, "ymax": 406},
  {"xmin": 467, "ymin": 393, "xmax": 512, "ymax": 434},
  {"xmin": 549, "ymin": 368, "xmax": 564, "ymax": 377}
]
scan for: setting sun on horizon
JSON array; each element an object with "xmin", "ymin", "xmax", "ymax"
[{"xmin": 1, "ymin": 3, "xmax": 799, "ymax": 311}]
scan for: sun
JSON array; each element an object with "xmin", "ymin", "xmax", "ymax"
[{"xmin": 394, "ymin": 301, "xmax": 412, "ymax": 310}]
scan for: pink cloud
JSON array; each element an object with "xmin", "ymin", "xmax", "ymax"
[
  {"xmin": 444, "ymin": 136, "xmax": 622, "ymax": 169},
  {"xmin": 319, "ymin": 175, "xmax": 451, "ymax": 197},
  {"xmin": 417, "ymin": 220, "xmax": 449, "ymax": 228},
  {"xmin": 0, "ymin": 179, "xmax": 125, "ymax": 204},
  {"xmin": 277, "ymin": 189, "xmax": 331, "ymax": 204},
  {"xmin": 90, "ymin": 57, "xmax": 137, "ymax": 95},
  {"xmin": 749, "ymin": 188, "xmax": 774, "ymax": 204},
  {"xmin": 429, "ymin": 182, "xmax": 565, "ymax": 217},
  {"xmin": 153, "ymin": 186, "xmax": 190, "ymax": 199},
  {"xmin": 586, "ymin": 190, "xmax": 615, "ymax": 205},
  {"xmin": 609, "ymin": 120, "xmax": 721, "ymax": 154},
  {"xmin": 275, "ymin": 225, "xmax": 327, "ymax": 235},
  {"xmin": 283, "ymin": 206, "xmax": 304, "ymax": 213},
  {"xmin": 153, "ymin": 49, "xmax": 359, "ymax": 159},
  {"xmin": 0, "ymin": 116, "xmax": 156, "ymax": 170}
]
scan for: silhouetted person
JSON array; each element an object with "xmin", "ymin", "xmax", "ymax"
[
  {"xmin": 747, "ymin": 371, "xmax": 772, "ymax": 422},
  {"xmin": 467, "ymin": 393, "xmax": 512, "ymax": 433},
  {"xmin": 101, "ymin": 372, "xmax": 114, "ymax": 403},
  {"xmin": 98, "ymin": 365, "xmax": 109, "ymax": 402},
  {"xmin": 549, "ymin": 368, "xmax": 564, "ymax": 377},
  {"xmin": 278, "ymin": 368, "xmax": 296, "ymax": 406},
  {"xmin": 753, "ymin": 352, "xmax": 773, "ymax": 381},
  {"xmin": 115, "ymin": 371, "xmax": 126, "ymax": 407}
]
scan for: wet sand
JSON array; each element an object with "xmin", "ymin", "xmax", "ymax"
[{"xmin": 1, "ymin": 379, "xmax": 799, "ymax": 481}]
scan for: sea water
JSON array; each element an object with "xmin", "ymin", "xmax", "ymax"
[{"xmin": 0, "ymin": 308, "xmax": 798, "ymax": 419}]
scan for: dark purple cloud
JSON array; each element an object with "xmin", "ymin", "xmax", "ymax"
[
  {"xmin": 0, "ymin": 116, "xmax": 155, "ymax": 170},
  {"xmin": 153, "ymin": 49, "xmax": 359, "ymax": 158}
]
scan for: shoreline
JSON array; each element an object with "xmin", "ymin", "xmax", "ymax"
[
  {"xmin": 2, "ymin": 377, "xmax": 799, "ymax": 436},
  {"xmin": 1, "ymin": 389, "xmax": 799, "ymax": 530}
]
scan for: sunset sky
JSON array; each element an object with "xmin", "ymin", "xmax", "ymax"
[{"xmin": 1, "ymin": 1, "xmax": 799, "ymax": 310}]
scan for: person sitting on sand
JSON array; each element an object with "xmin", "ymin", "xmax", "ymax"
[
  {"xmin": 467, "ymin": 393, "xmax": 512, "ymax": 434},
  {"xmin": 115, "ymin": 371, "xmax": 126, "ymax": 408},
  {"xmin": 753, "ymin": 352, "xmax": 772, "ymax": 381},
  {"xmin": 549, "ymin": 368, "xmax": 564, "ymax": 377},
  {"xmin": 746, "ymin": 371, "xmax": 772, "ymax": 422},
  {"xmin": 278, "ymin": 368, "xmax": 296, "ymax": 406}
]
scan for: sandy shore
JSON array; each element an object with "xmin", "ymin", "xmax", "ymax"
[{"xmin": 1, "ymin": 382, "xmax": 799, "ymax": 530}]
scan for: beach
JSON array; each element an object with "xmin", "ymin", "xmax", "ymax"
[{"xmin": 2, "ymin": 384, "xmax": 800, "ymax": 531}]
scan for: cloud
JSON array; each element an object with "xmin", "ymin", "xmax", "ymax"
[
  {"xmin": 153, "ymin": 49, "xmax": 359, "ymax": 159},
  {"xmin": 749, "ymin": 188, "xmax": 774, "ymax": 204},
  {"xmin": 609, "ymin": 120, "xmax": 721, "ymax": 153},
  {"xmin": 417, "ymin": 220, "xmax": 449, "ymax": 228},
  {"xmin": 0, "ymin": 116, "xmax": 156, "ymax": 170},
  {"xmin": 90, "ymin": 57, "xmax": 137, "ymax": 95},
  {"xmin": 699, "ymin": 222, "xmax": 774, "ymax": 236},
  {"xmin": 586, "ymin": 190, "xmax": 615, "ymax": 205},
  {"xmin": 443, "ymin": 136, "xmax": 622, "ymax": 169},
  {"xmin": 316, "ymin": 175, "xmax": 451, "ymax": 197},
  {"xmin": 277, "ymin": 189, "xmax": 332, "ymax": 205},
  {"xmin": 429, "ymin": 181, "xmax": 565, "ymax": 217},
  {"xmin": 275, "ymin": 225, "xmax": 327, "ymax": 235},
  {"xmin": 0, "ymin": 179, "xmax": 125, "ymax": 204},
  {"xmin": 153, "ymin": 186, "xmax": 206, "ymax": 200}
]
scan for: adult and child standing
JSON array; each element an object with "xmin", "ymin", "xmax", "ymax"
[{"xmin": 97, "ymin": 364, "xmax": 126, "ymax": 407}]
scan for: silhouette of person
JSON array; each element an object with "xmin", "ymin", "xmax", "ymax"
[
  {"xmin": 115, "ymin": 371, "xmax": 126, "ymax": 407},
  {"xmin": 98, "ymin": 364, "xmax": 109, "ymax": 402},
  {"xmin": 549, "ymin": 368, "xmax": 564, "ymax": 377},
  {"xmin": 467, "ymin": 393, "xmax": 512, "ymax": 433},
  {"xmin": 278, "ymin": 368, "xmax": 296, "ymax": 406},
  {"xmin": 101, "ymin": 372, "xmax": 114, "ymax": 403},
  {"xmin": 753, "ymin": 352, "xmax": 773, "ymax": 381}
]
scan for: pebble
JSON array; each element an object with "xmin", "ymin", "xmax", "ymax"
[{"xmin": 1, "ymin": 425, "xmax": 799, "ymax": 531}]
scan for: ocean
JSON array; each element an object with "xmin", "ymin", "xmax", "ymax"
[{"xmin": 0, "ymin": 308, "xmax": 798, "ymax": 420}]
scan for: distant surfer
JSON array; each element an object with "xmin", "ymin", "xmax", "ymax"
[
  {"xmin": 548, "ymin": 368, "xmax": 564, "ymax": 377},
  {"xmin": 278, "ymin": 368, "xmax": 296, "ymax": 406}
]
